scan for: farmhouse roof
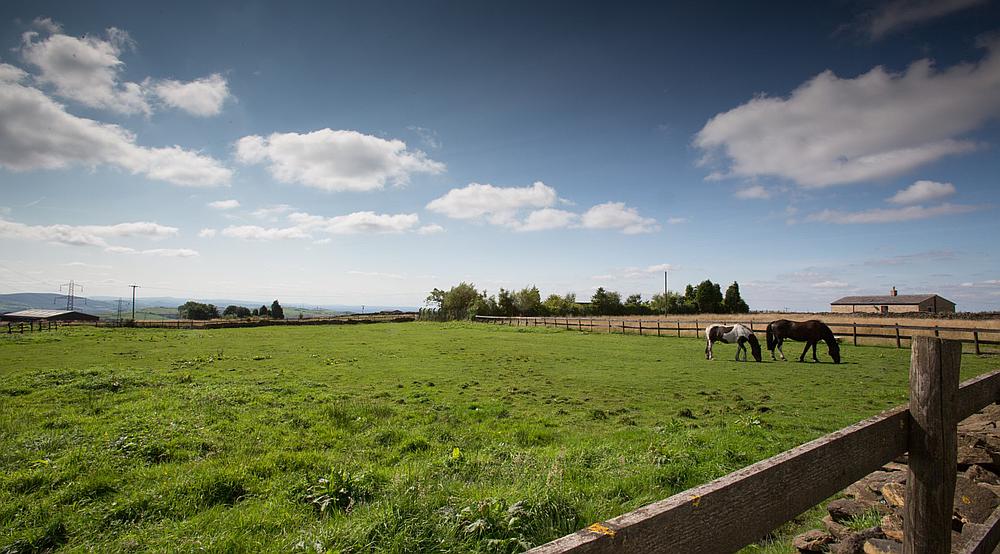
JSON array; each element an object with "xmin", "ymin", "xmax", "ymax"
[
  {"xmin": 1, "ymin": 309, "xmax": 93, "ymax": 319},
  {"xmin": 830, "ymin": 294, "xmax": 946, "ymax": 305}
]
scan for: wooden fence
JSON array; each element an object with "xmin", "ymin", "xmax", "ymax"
[
  {"xmin": 526, "ymin": 337, "xmax": 1000, "ymax": 553},
  {"xmin": 4, "ymin": 320, "xmax": 57, "ymax": 334},
  {"xmin": 474, "ymin": 316, "xmax": 1000, "ymax": 354},
  {"xmin": 84, "ymin": 312, "xmax": 417, "ymax": 330}
]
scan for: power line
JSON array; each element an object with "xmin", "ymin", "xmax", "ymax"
[{"xmin": 56, "ymin": 280, "xmax": 86, "ymax": 311}]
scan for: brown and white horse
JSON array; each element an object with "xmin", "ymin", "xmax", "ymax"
[
  {"xmin": 766, "ymin": 319, "xmax": 841, "ymax": 363},
  {"xmin": 705, "ymin": 324, "xmax": 762, "ymax": 362}
]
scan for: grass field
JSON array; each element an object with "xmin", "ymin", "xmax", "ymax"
[{"xmin": 1, "ymin": 323, "xmax": 996, "ymax": 553}]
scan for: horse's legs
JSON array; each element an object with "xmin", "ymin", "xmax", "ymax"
[
  {"xmin": 705, "ymin": 338, "xmax": 712, "ymax": 360},
  {"xmin": 736, "ymin": 339, "xmax": 747, "ymax": 362},
  {"xmin": 776, "ymin": 339, "xmax": 786, "ymax": 361},
  {"xmin": 799, "ymin": 342, "xmax": 811, "ymax": 362},
  {"xmin": 811, "ymin": 342, "xmax": 818, "ymax": 362}
]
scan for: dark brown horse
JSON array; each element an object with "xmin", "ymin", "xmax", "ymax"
[{"xmin": 766, "ymin": 320, "xmax": 840, "ymax": 364}]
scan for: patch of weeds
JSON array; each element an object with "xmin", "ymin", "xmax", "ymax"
[
  {"xmin": 109, "ymin": 434, "xmax": 172, "ymax": 464},
  {"xmin": 302, "ymin": 468, "xmax": 384, "ymax": 515},
  {"xmin": 1, "ymin": 519, "xmax": 68, "ymax": 553},
  {"xmin": 677, "ymin": 408, "xmax": 696, "ymax": 419},
  {"xmin": 399, "ymin": 437, "xmax": 431, "ymax": 454},
  {"xmin": 188, "ymin": 473, "xmax": 248, "ymax": 507},
  {"xmin": 589, "ymin": 409, "xmax": 608, "ymax": 421},
  {"xmin": 845, "ymin": 508, "xmax": 883, "ymax": 531}
]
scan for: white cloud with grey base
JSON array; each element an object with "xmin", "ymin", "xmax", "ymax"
[
  {"xmin": 695, "ymin": 38, "xmax": 1000, "ymax": 188},
  {"xmin": 426, "ymin": 182, "xmax": 660, "ymax": 234},
  {"xmin": 235, "ymin": 129, "xmax": 445, "ymax": 192}
]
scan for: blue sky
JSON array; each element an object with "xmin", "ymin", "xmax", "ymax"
[{"xmin": 0, "ymin": 0, "xmax": 998, "ymax": 310}]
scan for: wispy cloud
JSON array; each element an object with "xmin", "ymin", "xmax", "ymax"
[{"xmin": 808, "ymin": 203, "xmax": 978, "ymax": 224}]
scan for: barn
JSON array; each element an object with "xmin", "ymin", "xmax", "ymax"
[
  {"xmin": 0, "ymin": 309, "xmax": 100, "ymax": 322},
  {"xmin": 830, "ymin": 288, "xmax": 956, "ymax": 314}
]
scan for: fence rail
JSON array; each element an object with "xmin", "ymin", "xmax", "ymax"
[
  {"xmin": 473, "ymin": 316, "xmax": 1000, "ymax": 354},
  {"xmin": 527, "ymin": 338, "xmax": 1000, "ymax": 553},
  {"xmin": 4, "ymin": 320, "xmax": 57, "ymax": 334}
]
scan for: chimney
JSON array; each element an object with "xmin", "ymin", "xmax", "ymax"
[{"xmin": 890, "ymin": 286, "xmax": 897, "ymax": 297}]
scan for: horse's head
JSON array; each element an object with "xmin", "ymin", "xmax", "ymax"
[
  {"xmin": 828, "ymin": 339, "xmax": 841, "ymax": 364},
  {"xmin": 747, "ymin": 334, "xmax": 763, "ymax": 362}
]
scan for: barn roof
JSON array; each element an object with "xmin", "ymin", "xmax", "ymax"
[
  {"xmin": 830, "ymin": 294, "xmax": 949, "ymax": 305},
  {"xmin": 1, "ymin": 309, "xmax": 93, "ymax": 319}
]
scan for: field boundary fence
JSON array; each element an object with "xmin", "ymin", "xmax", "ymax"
[
  {"xmin": 474, "ymin": 316, "xmax": 1000, "ymax": 354},
  {"xmin": 525, "ymin": 337, "xmax": 1000, "ymax": 553},
  {"xmin": 4, "ymin": 320, "xmax": 58, "ymax": 334},
  {"xmin": 57, "ymin": 312, "xmax": 417, "ymax": 330}
]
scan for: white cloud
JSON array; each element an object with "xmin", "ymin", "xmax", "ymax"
[
  {"xmin": 417, "ymin": 224, "xmax": 445, "ymax": 235},
  {"xmin": 235, "ymin": 129, "xmax": 445, "ymax": 191},
  {"xmin": 207, "ymin": 199, "xmax": 240, "ymax": 210},
  {"xmin": 198, "ymin": 228, "xmax": 217, "ymax": 238},
  {"xmin": 426, "ymin": 182, "xmax": 658, "ymax": 234},
  {"xmin": 21, "ymin": 25, "xmax": 150, "ymax": 115},
  {"xmin": 887, "ymin": 180, "xmax": 956, "ymax": 205},
  {"xmin": 646, "ymin": 264, "xmax": 677, "ymax": 273},
  {"xmin": 580, "ymin": 202, "xmax": 660, "ymax": 234},
  {"xmin": 0, "ymin": 63, "xmax": 27, "ymax": 83},
  {"xmin": 809, "ymin": 203, "xmax": 978, "ymax": 224},
  {"xmin": 407, "ymin": 125, "xmax": 441, "ymax": 149},
  {"xmin": 0, "ymin": 217, "xmax": 177, "ymax": 247},
  {"xmin": 735, "ymin": 184, "xmax": 771, "ymax": 199},
  {"xmin": 812, "ymin": 280, "xmax": 850, "ymax": 289},
  {"xmin": 150, "ymin": 73, "xmax": 230, "ymax": 117},
  {"xmin": 425, "ymin": 181, "xmax": 558, "ymax": 225},
  {"xmin": 288, "ymin": 211, "xmax": 420, "ymax": 234},
  {"xmin": 667, "ymin": 217, "xmax": 688, "ymax": 224},
  {"xmin": 250, "ymin": 204, "xmax": 293, "ymax": 220},
  {"xmin": 220, "ymin": 225, "xmax": 311, "ymax": 241},
  {"xmin": 106, "ymin": 246, "xmax": 198, "ymax": 257},
  {"xmin": 0, "ymin": 81, "xmax": 231, "ymax": 186},
  {"xmin": 864, "ymin": 0, "xmax": 987, "ymax": 39},
  {"xmin": 695, "ymin": 39, "xmax": 1000, "ymax": 188},
  {"xmin": 517, "ymin": 208, "xmax": 578, "ymax": 232}
]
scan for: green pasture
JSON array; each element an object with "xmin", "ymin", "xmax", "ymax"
[{"xmin": 0, "ymin": 322, "xmax": 995, "ymax": 552}]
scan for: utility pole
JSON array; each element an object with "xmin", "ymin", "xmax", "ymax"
[
  {"xmin": 115, "ymin": 298, "xmax": 126, "ymax": 325},
  {"xmin": 128, "ymin": 284, "xmax": 139, "ymax": 321},
  {"xmin": 663, "ymin": 271, "xmax": 669, "ymax": 316}
]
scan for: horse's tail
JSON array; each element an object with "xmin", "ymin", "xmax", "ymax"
[
  {"xmin": 766, "ymin": 324, "xmax": 775, "ymax": 351},
  {"xmin": 821, "ymin": 323, "xmax": 841, "ymax": 364}
]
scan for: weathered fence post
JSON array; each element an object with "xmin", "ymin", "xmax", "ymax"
[
  {"xmin": 656, "ymin": 321, "xmax": 661, "ymax": 337},
  {"xmin": 903, "ymin": 337, "xmax": 961, "ymax": 554},
  {"xmin": 895, "ymin": 324, "xmax": 901, "ymax": 348},
  {"xmin": 974, "ymin": 331, "xmax": 981, "ymax": 355},
  {"xmin": 638, "ymin": 320, "xmax": 643, "ymax": 336},
  {"xmin": 621, "ymin": 320, "xmax": 626, "ymax": 334},
  {"xmin": 677, "ymin": 321, "xmax": 681, "ymax": 337},
  {"xmin": 695, "ymin": 321, "xmax": 699, "ymax": 338},
  {"xmin": 853, "ymin": 322, "xmax": 858, "ymax": 346}
]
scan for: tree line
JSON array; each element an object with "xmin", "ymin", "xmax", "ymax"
[
  {"xmin": 177, "ymin": 300, "xmax": 285, "ymax": 320},
  {"xmin": 421, "ymin": 280, "xmax": 748, "ymax": 321}
]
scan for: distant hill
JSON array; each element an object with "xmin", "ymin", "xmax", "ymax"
[{"xmin": 0, "ymin": 292, "xmax": 416, "ymax": 319}]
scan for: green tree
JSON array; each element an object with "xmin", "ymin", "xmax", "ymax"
[
  {"xmin": 270, "ymin": 300, "xmax": 285, "ymax": 320},
  {"xmin": 723, "ymin": 281, "xmax": 750, "ymax": 313},
  {"xmin": 252, "ymin": 308, "xmax": 259, "ymax": 316},
  {"xmin": 259, "ymin": 305, "xmax": 270, "ymax": 317},
  {"xmin": 513, "ymin": 286, "xmax": 543, "ymax": 316},
  {"xmin": 624, "ymin": 293, "xmax": 648, "ymax": 315},
  {"xmin": 425, "ymin": 282, "xmax": 486, "ymax": 320},
  {"xmin": 223, "ymin": 305, "xmax": 251, "ymax": 318},
  {"xmin": 178, "ymin": 301, "xmax": 220, "ymax": 320},
  {"xmin": 694, "ymin": 280, "xmax": 724, "ymax": 314},
  {"xmin": 590, "ymin": 287, "xmax": 623, "ymax": 315},
  {"xmin": 497, "ymin": 288, "xmax": 515, "ymax": 316}
]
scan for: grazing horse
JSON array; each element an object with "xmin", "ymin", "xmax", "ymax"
[
  {"xmin": 766, "ymin": 319, "xmax": 841, "ymax": 364},
  {"xmin": 705, "ymin": 324, "xmax": 762, "ymax": 362}
]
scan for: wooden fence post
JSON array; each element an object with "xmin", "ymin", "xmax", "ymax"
[
  {"xmin": 638, "ymin": 320, "xmax": 643, "ymax": 336},
  {"xmin": 677, "ymin": 321, "xmax": 681, "ymax": 337},
  {"xmin": 904, "ymin": 337, "xmax": 961, "ymax": 554},
  {"xmin": 656, "ymin": 321, "xmax": 661, "ymax": 337},
  {"xmin": 974, "ymin": 331, "xmax": 981, "ymax": 355},
  {"xmin": 895, "ymin": 324, "xmax": 901, "ymax": 348},
  {"xmin": 621, "ymin": 320, "xmax": 626, "ymax": 335},
  {"xmin": 695, "ymin": 321, "xmax": 699, "ymax": 338},
  {"xmin": 853, "ymin": 322, "xmax": 858, "ymax": 346},
  {"xmin": 934, "ymin": 326, "xmax": 940, "ymax": 338}
]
